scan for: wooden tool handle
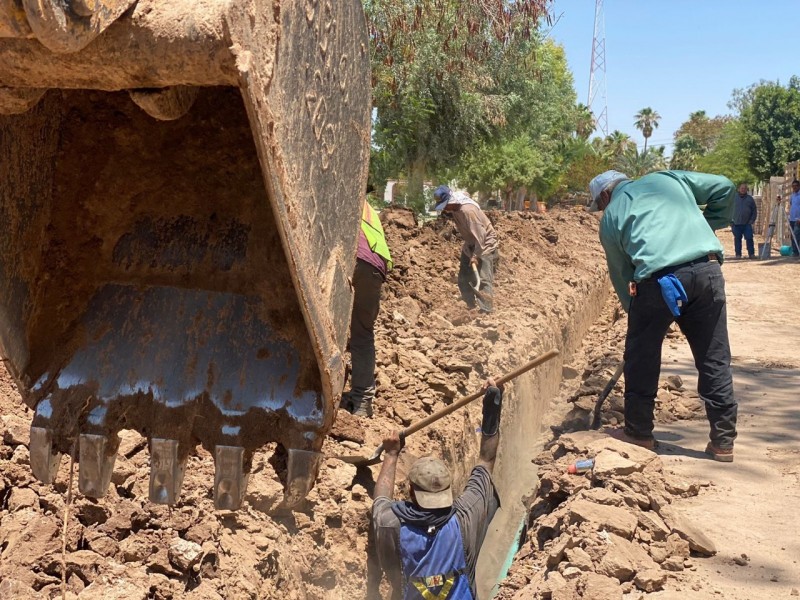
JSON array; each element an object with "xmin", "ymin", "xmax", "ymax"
[{"xmin": 399, "ymin": 349, "xmax": 560, "ymax": 439}]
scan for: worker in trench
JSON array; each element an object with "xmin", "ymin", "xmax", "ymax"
[
  {"xmin": 371, "ymin": 380, "xmax": 503, "ymax": 599},
  {"xmin": 587, "ymin": 170, "xmax": 738, "ymax": 462},
  {"xmin": 341, "ymin": 196, "xmax": 393, "ymax": 418},
  {"xmin": 433, "ymin": 185, "xmax": 500, "ymax": 314}
]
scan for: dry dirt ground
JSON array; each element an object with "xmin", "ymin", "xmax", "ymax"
[{"xmin": 2, "ymin": 211, "xmax": 798, "ymax": 600}]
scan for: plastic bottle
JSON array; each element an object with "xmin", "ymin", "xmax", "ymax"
[{"xmin": 567, "ymin": 458, "xmax": 595, "ymax": 474}]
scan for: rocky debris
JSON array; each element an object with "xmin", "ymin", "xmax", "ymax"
[
  {"xmin": 1, "ymin": 414, "xmax": 29, "ymax": 447},
  {"xmin": 7, "ymin": 487, "xmax": 38, "ymax": 511},
  {"xmin": 0, "ymin": 207, "xmax": 612, "ymax": 599},
  {"xmin": 496, "ymin": 305, "xmax": 720, "ymax": 599},
  {"xmin": 657, "ymin": 505, "xmax": 717, "ymax": 556},
  {"xmin": 634, "ymin": 568, "xmax": 667, "ymax": 592},
  {"xmin": 168, "ymin": 538, "xmax": 203, "ymax": 572},
  {"xmin": 329, "ymin": 409, "xmax": 366, "ymax": 444},
  {"xmin": 568, "ymin": 500, "xmax": 638, "ymax": 538}
]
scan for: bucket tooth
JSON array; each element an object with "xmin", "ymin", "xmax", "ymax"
[
  {"xmin": 29, "ymin": 426, "xmax": 62, "ymax": 483},
  {"xmin": 285, "ymin": 449, "xmax": 323, "ymax": 508},
  {"xmin": 214, "ymin": 445, "xmax": 248, "ymax": 511},
  {"xmin": 78, "ymin": 433, "xmax": 116, "ymax": 497},
  {"xmin": 149, "ymin": 438, "xmax": 186, "ymax": 505}
]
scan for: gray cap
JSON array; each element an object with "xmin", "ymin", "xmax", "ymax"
[
  {"xmin": 408, "ymin": 456, "xmax": 453, "ymax": 509},
  {"xmin": 587, "ymin": 170, "xmax": 629, "ymax": 212}
]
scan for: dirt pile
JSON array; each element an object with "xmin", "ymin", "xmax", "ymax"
[
  {"xmin": 494, "ymin": 298, "xmax": 720, "ymax": 600},
  {"xmin": 1, "ymin": 206, "xmax": 610, "ymax": 599},
  {"xmin": 563, "ymin": 318, "xmax": 707, "ymax": 432},
  {"xmin": 496, "ymin": 430, "xmax": 713, "ymax": 600}
]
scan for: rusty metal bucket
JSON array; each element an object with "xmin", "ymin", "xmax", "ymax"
[{"xmin": 0, "ymin": 0, "xmax": 371, "ymax": 509}]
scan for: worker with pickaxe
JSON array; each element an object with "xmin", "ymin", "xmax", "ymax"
[
  {"xmin": 372, "ymin": 379, "xmax": 503, "ymax": 599},
  {"xmin": 434, "ymin": 185, "xmax": 500, "ymax": 314}
]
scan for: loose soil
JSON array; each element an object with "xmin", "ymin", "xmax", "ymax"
[
  {"xmin": 1, "ymin": 206, "xmax": 609, "ymax": 599},
  {"xmin": 2, "ymin": 212, "xmax": 798, "ymax": 600}
]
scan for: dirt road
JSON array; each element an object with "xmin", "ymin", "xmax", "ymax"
[{"xmin": 654, "ymin": 244, "xmax": 800, "ymax": 598}]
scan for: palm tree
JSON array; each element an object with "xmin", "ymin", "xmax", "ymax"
[
  {"xmin": 604, "ymin": 130, "xmax": 633, "ymax": 158},
  {"xmin": 574, "ymin": 103, "xmax": 595, "ymax": 140},
  {"xmin": 614, "ymin": 147, "xmax": 661, "ymax": 178},
  {"xmin": 634, "ymin": 107, "xmax": 661, "ymax": 153}
]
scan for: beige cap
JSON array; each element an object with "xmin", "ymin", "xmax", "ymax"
[{"xmin": 408, "ymin": 456, "xmax": 453, "ymax": 509}]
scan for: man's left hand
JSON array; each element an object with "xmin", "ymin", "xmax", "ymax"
[
  {"xmin": 383, "ymin": 432, "xmax": 404, "ymax": 457},
  {"xmin": 470, "ymin": 256, "xmax": 479, "ymax": 268}
]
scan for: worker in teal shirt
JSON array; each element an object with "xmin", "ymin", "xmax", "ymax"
[{"xmin": 588, "ymin": 170, "xmax": 738, "ymax": 462}]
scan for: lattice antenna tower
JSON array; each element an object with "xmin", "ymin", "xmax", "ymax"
[{"xmin": 588, "ymin": 0, "xmax": 608, "ymax": 137}]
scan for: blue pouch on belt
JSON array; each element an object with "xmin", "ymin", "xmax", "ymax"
[{"xmin": 657, "ymin": 274, "xmax": 688, "ymax": 317}]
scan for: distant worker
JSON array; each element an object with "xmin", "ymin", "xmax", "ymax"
[
  {"xmin": 730, "ymin": 183, "xmax": 757, "ymax": 259},
  {"xmin": 372, "ymin": 380, "xmax": 503, "ymax": 599},
  {"xmin": 587, "ymin": 170, "xmax": 738, "ymax": 462},
  {"xmin": 341, "ymin": 200, "xmax": 392, "ymax": 418},
  {"xmin": 433, "ymin": 185, "xmax": 500, "ymax": 313},
  {"xmin": 789, "ymin": 180, "xmax": 800, "ymax": 256}
]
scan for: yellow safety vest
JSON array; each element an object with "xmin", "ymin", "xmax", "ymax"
[{"xmin": 361, "ymin": 202, "xmax": 393, "ymax": 271}]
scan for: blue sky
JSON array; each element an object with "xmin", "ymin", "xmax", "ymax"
[{"xmin": 548, "ymin": 0, "xmax": 798, "ymax": 154}]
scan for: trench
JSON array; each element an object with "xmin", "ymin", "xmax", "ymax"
[{"xmin": 442, "ymin": 274, "xmax": 611, "ymax": 599}]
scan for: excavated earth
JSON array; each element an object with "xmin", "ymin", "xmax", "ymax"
[{"xmin": 0, "ymin": 206, "xmax": 713, "ymax": 599}]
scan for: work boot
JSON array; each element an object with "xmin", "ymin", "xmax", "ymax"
[
  {"xmin": 341, "ymin": 387, "xmax": 374, "ymax": 418},
  {"xmin": 606, "ymin": 427, "xmax": 658, "ymax": 451},
  {"xmin": 351, "ymin": 397, "xmax": 373, "ymax": 418},
  {"xmin": 705, "ymin": 442, "xmax": 734, "ymax": 462}
]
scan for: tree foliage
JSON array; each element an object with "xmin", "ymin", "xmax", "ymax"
[
  {"xmin": 737, "ymin": 77, "xmax": 800, "ymax": 180},
  {"xmin": 455, "ymin": 39, "xmax": 583, "ymax": 202},
  {"xmin": 614, "ymin": 147, "xmax": 665, "ymax": 178},
  {"xmin": 634, "ymin": 107, "xmax": 661, "ymax": 153},
  {"xmin": 673, "ymin": 111, "xmax": 729, "ymax": 153},
  {"xmin": 696, "ymin": 119, "xmax": 756, "ymax": 185},
  {"xmin": 365, "ymin": 0, "xmax": 552, "ymax": 202}
]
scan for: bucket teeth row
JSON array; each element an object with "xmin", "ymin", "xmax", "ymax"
[{"xmin": 26, "ymin": 419, "xmax": 324, "ymax": 510}]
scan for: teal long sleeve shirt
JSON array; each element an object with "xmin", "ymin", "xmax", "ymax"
[{"xmin": 599, "ymin": 170, "xmax": 735, "ymax": 312}]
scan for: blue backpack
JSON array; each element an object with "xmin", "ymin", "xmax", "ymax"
[{"xmin": 398, "ymin": 516, "xmax": 473, "ymax": 600}]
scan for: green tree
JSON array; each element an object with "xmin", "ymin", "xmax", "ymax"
[
  {"xmin": 634, "ymin": 107, "xmax": 661, "ymax": 153},
  {"xmin": 574, "ymin": 103, "xmax": 595, "ymax": 140},
  {"xmin": 614, "ymin": 147, "xmax": 663, "ymax": 178},
  {"xmin": 561, "ymin": 139, "xmax": 612, "ymax": 192},
  {"xmin": 696, "ymin": 119, "xmax": 756, "ymax": 184},
  {"xmin": 738, "ymin": 77, "xmax": 800, "ymax": 180},
  {"xmin": 669, "ymin": 134, "xmax": 704, "ymax": 170},
  {"xmin": 455, "ymin": 39, "xmax": 582, "ymax": 202},
  {"xmin": 603, "ymin": 130, "xmax": 633, "ymax": 158},
  {"xmin": 366, "ymin": 0, "xmax": 551, "ymax": 202},
  {"xmin": 673, "ymin": 110, "xmax": 729, "ymax": 153}
]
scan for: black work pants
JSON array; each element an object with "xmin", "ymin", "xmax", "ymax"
[
  {"xmin": 623, "ymin": 260, "xmax": 737, "ymax": 448},
  {"xmin": 458, "ymin": 249, "xmax": 499, "ymax": 313},
  {"xmin": 349, "ymin": 260, "xmax": 384, "ymax": 401}
]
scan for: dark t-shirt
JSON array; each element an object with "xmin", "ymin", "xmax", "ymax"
[{"xmin": 372, "ymin": 465, "xmax": 500, "ymax": 598}]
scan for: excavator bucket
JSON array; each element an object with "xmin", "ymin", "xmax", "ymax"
[{"xmin": 0, "ymin": 0, "xmax": 371, "ymax": 509}]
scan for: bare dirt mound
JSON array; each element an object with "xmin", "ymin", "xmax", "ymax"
[{"xmin": 1, "ymin": 206, "xmax": 608, "ymax": 599}]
